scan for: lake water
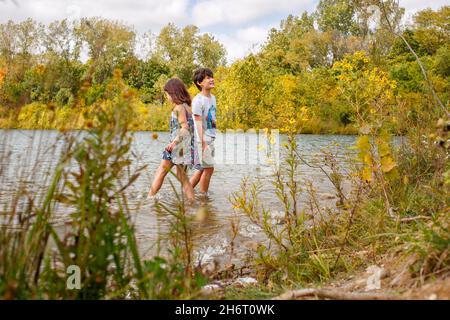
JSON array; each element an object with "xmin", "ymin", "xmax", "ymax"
[{"xmin": 0, "ymin": 129, "xmax": 358, "ymax": 267}]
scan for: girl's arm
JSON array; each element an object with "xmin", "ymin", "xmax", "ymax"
[
  {"xmin": 176, "ymin": 105, "xmax": 189, "ymax": 133},
  {"xmin": 166, "ymin": 105, "xmax": 190, "ymax": 151}
]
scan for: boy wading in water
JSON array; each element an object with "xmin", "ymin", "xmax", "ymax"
[
  {"xmin": 148, "ymin": 78, "xmax": 196, "ymax": 201},
  {"xmin": 190, "ymin": 68, "xmax": 216, "ymax": 195}
]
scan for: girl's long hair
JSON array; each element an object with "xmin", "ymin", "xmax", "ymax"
[{"xmin": 163, "ymin": 78, "xmax": 192, "ymax": 107}]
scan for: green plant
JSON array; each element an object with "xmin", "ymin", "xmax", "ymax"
[
  {"xmin": 149, "ymin": 180, "xmax": 208, "ymax": 299},
  {"xmin": 55, "ymin": 88, "xmax": 74, "ymax": 107},
  {"xmin": 230, "ymin": 134, "xmax": 362, "ymax": 285},
  {"xmin": 0, "ymin": 71, "xmax": 146, "ymax": 299}
]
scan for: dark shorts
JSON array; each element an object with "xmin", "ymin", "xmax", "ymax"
[
  {"xmin": 162, "ymin": 150, "xmax": 173, "ymax": 162},
  {"xmin": 193, "ymin": 164, "xmax": 204, "ymax": 171},
  {"xmin": 162, "ymin": 150, "xmax": 189, "ymax": 170}
]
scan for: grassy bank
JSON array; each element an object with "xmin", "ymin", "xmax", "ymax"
[{"xmin": 210, "ymin": 122, "xmax": 448, "ymax": 300}]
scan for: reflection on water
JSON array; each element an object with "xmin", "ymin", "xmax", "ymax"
[{"xmin": 0, "ymin": 129, "xmax": 358, "ymax": 266}]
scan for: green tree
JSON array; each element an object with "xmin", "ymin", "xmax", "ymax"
[
  {"xmin": 316, "ymin": 0, "xmax": 359, "ymax": 35},
  {"xmin": 412, "ymin": 6, "xmax": 450, "ymax": 55},
  {"xmin": 122, "ymin": 56, "xmax": 169, "ymax": 103},
  {"xmin": 215, "ymin": 55, "xmax": 266, "ymax": 129},
  {"xmin": 260, "ymin": 12, "xmax": 315, "ymax": 73},
  {"xmin": 74, "ymin": 18, "xmax": 136, "ymax": 84},
  {"xmin": 153, "ymin": 23, "xmax": 226, "ymax": 84},
  {"xmin": 0, "ymin": 19, "xmax": 43, "ymax": 106}
]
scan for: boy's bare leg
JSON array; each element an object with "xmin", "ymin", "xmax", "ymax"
[
  {"xmin": 148, "ymin": 160, "xmax": 173, "ymax": 196},
  {"xmin": 189, "ymin": 170, "xmax": 203, "ymax": 189},
  {"xmin": 176, "ymin": 165, "xmax": 195, "ymax": 201},
  {"xmin": 199, "ymin": 167, "xmax": 214, "ymax": 193}
]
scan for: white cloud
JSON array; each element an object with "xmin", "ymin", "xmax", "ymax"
[
  {"xmin": 215, "ymin": 25, "xmax": 273, "ymax": 62},
  {"xmin": 0, "ymin": 0, "xmax": 190, "ymax": 32},
  {"xmin": 400, "ymin": 0, "xmax": 448, "ymax": 14},
  {"xmin": 191, "ymin": 0, "xmax": 315, "ymax": 61},
  {"xmin": 399, "ymin": 0, "xmax": 449, "ymax": 25},
  {"xmin": 192, "ymin": 0, "xmax": 316, "ymax": 27}
]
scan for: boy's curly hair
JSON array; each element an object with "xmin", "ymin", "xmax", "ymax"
[{"xmin": 193, "ymin": 68, "xmax": 214, "ymax": 91}]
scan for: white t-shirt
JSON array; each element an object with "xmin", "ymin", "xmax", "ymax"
[{"xmin": 192, "ymin": 93, "xmax": 217, "ymax": 138}]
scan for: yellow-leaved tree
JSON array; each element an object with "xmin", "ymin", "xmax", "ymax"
[
  {"xmin": 262, "ymin": 73, "xmax": 309, "ymax": 132},
  {"xmin": 215, "ymin": 55, "xmax": 266, "ymax": 130},
  {"xmin": 335, "ymin": 51, "xmax": 399, "ymax": 217}
]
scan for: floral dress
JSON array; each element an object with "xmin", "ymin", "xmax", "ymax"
[{"xmin": 162, "ymin": 103, "xmax": 199, "ymax": 168}]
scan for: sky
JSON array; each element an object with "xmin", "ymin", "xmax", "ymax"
[{"xmin": 0, "ymin": 0, "xmax": 449, "ymax": 62}]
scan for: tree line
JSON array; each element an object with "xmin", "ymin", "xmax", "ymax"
[{"xmin": 0, "ymin": 0, "xmax": 448, "ymax": 133}]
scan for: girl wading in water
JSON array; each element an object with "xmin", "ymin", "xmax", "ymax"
[{"xmin": 147, "ymin": 78, "xmax": 198, "ymax": 201}]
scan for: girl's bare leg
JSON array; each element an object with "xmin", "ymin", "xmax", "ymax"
[
  {"xmin": 148, "ymin": 160, "xmax": 173, "ymax": 197},
  {"xmin": 176, "ymin": 165, "xmax": 195, "ymax": 201},
  {"xmin": 189, "ymin": 169, "xmax": 203, "ymax": 189},
  {"xmin": 199, "ymin": 167, "xmax": 214, "ymax": 193}
]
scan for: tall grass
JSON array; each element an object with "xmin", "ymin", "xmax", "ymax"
[
  {"xmin": 0, "ymin": 71, "xmax": 205, "ymax": 299},
  {"xmin": 230, "ymin": 122, "xmax": 449, "ymax": 289}
]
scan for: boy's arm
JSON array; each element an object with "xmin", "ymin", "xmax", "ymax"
[
  {"xmin": 192, "ymin": 98, "xmax": 206, "ymax": 151},
  {"xmin": 194, "ymin": 115, "xmax": 206, "ymax": 151}
]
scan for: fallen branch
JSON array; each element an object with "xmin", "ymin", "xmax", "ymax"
[
  {"xmin": 272, "ymin": 288, "xmax": 400, "ymax": 300},
  {"xmin": 399, "ymin": 216, "xmax": 431, "ymax": 223}
]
